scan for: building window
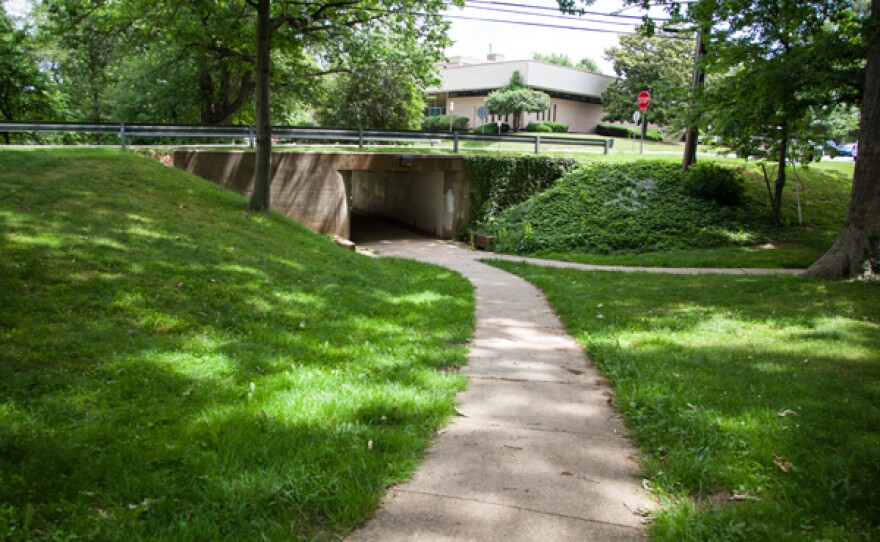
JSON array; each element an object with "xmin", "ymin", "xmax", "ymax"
[{"xmin": 553, "ymin": 105, "xmax": 557, "ymax": 122}]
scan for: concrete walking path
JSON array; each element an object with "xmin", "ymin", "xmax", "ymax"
[
  {"xmin": 350, "ymin": 233, "xmax": 657, "ymax": 541},
  {"xmin": 349, "ymin": 224, "xmax": 803, "ymax": 541}
]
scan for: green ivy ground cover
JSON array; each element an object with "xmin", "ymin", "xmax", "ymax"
[
  {"xmin": 0, "ymin": 149, "xmax": 474, "ymax": 540},
  {"xmin": 480, "ymin": 161, "xmax": 762, "ymax": 254}
]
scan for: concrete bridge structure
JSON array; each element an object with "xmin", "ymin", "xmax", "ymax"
[{"xmin": 173, "ymin": 151, "xmax": 474, "ymax": 240}]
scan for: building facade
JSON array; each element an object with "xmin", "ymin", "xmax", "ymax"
[{"xmin": 426, "ymin": 54, "xmax": 616, "ymax": 134}]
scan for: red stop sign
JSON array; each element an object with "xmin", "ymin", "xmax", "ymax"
[{"xmin": 637, "ymin": 91, "xmax": 651, "ymax": 112}]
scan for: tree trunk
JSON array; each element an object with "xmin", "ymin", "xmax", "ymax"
[
  {"xmin": 807, "ymin": 0, "xmax": 880, "ymax": 278},
  {"xmin": 247, "ymin": 0, "xmax": 272, "ymax": 213},
  {"xmin": 682, "ymin": 28, "xmax": 706, "ymax": 171},
  {"xmin": 770, "ymin": 125, "xmax": 789, "ymax": 225}
]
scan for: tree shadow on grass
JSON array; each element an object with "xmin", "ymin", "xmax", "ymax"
[
  {"xmin": 489, "ymin": 261, "xmax": 880, "ymax": 539},
  {"xmin": 0, "ymin": 151, "xmax": 474, "ymax": 539}
]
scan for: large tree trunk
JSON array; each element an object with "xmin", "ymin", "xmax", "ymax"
[
  {"xmin": 247, "ymin": 0, "xmax": 272, "ymax": 213},
  {"xmin": 770, "ymin": 125, "xmax": 789, "ymax": 226},
  {"xmin": 807, "ymin": 0, "xmax": 880, "ymax": 278}
]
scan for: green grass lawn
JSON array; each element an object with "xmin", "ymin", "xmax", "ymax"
[
  {"xmin": 0, "ymin": 149, "xmax": 474, "ymax": 540},
  {"xmin": 490, "ymin": 261, "xmax": 880, "ymax": 540}
]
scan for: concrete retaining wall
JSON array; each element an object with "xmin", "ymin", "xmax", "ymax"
[{"xmin": 173, "ymin": 151, "xmax": 474, "ymax": 239}]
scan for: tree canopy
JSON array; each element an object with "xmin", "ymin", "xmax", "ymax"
[
  {"xmin": 532, "ymin": 52, "xmax": 600, "ymax": 73},
  {"xmin": 600, "ymin": 33, "xmax": 693, "ymax": 129},
  {"xmin": 0, "ymin": 6, "xmax": 58, "ymax": 140},
  {"xmin": 484, "ymin": 71, "xmax": 551, "ymax": 131}
]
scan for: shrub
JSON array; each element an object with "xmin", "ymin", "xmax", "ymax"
[
  {"xmin": 474, "ymin": 123, "xmax": 510, "ymax": 134},
  {"xmin": 525, "ymin": 122, "xmax": 553, "ymax": 133},
  {"xmin": 525, "ymin": 121, "xmax": 568, "ymax": 133},
  {"xmin": 684, "ymin": 163, "xmax": 746, "ymax": 206},
  {"xmin": 597, "ymin": 123, "xmax": 663, "ymax": 142},
  {"xmin": 544, "ymin": 121, "xmax": 569, "ymax": 133},
  {"xmin": 421, "ymin": 114, "xmax": 469, "ymax": 131}
]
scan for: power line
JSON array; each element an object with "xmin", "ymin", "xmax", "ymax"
[
  {"xmin": 441, "ymin": 13, "xmax": 692, "ymax": 38},
  {"xmin": 460, "ymin": 3, "xmax": 641, "ymax": 27},
  {"xmin": 464, "ymin": 0, "xmax": 671, "ymax": 21}
]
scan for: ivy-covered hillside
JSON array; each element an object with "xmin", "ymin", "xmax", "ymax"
[{"xmin": 478, "ymin": 161, "xmax": 764, "ymax": 254}]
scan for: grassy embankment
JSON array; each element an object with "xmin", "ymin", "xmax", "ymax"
[
  {"xmin": 491, "ymin": 261, "xmax": 880, "ymax": 540},
  {"xmin": 0, "ymin": 149, "xmax": 474, "ymax": 540},
  {"xmin": 478, "ymin": 158, "xmax": 853, "ymax": 269}
]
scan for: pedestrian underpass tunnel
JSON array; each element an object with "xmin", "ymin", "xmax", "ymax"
[
  {"xmin": 344, "ymin": 169, "xmax": 461, "ymax": 243},
  {"xmin": 172, "ymin": 151, "xmax": 474, "ymax": 242}
]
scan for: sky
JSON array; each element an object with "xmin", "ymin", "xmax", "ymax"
[{"xmin": 4, "ymin": 0, "xmax": 661, "ymax": 74}]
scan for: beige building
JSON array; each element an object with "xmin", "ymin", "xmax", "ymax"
[{"xmin": 426, "ymin": 54, "xmax": 616, "ymax": 134}]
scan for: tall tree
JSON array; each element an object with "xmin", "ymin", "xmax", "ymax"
[
  {"xmin": 685, "ymin": 0, "xmax": 865, "ymax": 224},
  {"xmin": 484, "ymin": 71, "xmax": 551, "ymax": 131},
  {"xmin": 625, "ymin": 0, "xmax": 876, "ymax": 277},
  {"xmin": 0, "ymin": 6, "xmax": 57, "ymax": 142},
  {"xmin": 244, "ymin": 0, "xmax": 455, "ymax": 213},
  {"xmin": 808, "ymin": 0, "xmax": 880, "ymax": 277},
  {"xmin": 316, "ymin": 27, "xmax": 447, "ymax": 130},
  {"xmin": 600, "ymin": 33, "xmax": 693, "ymax": 130}
]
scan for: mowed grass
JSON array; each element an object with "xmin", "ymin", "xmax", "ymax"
[
  {"xmin": 490, "ymin": 261, "xmax": 880, "ymax": 540},
  {"xmin": 0, "ymin": 149, "xmax": 474, "ymax": 540}
]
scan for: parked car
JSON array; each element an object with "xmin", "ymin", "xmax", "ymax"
[{"xmin": 837, "ymin": 142, "xmax": 857, "ymax": 157}]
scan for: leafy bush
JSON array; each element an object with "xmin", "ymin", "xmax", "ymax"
[
  {"xmin": 525, "ymin": 122, "xmax": 553, "ymax": 133},
  {"xmin": 544, "ymin": 121, "xmax": 569, "ymax": 133},
  {"xmin": 464, "ymin": 156, "xmax": 576, "ymax": 227},
  {"xmin": 684, "ymin": 162, "xmax": 746, "ymax": 206},
  {"xmin": 597, "ymin": 123, "xmax": 663, "ymax": 141},
  {"xmin": 525, "ymin": 121, "xmax": 569, "ymax": 133},
  {"xmin": 421, "ymin": 114, "xmax": 469, "ymax": 131},
  {"xmin": 481, "ymin": 161, "xmax": 758, "ymax": 254},
  {"xmin": 473, "ymin": 123, "xmax": 510, "ymax": 134}
]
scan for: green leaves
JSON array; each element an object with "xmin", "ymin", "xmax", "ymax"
[
  {"xmin": 601, "ymin": 32, "xmax": 694, "ymax": 128},
  {"xmin": 484, "ymin": 72, "xmax": 553, "ymax": 131},
  {"xmin": 481, "ymin": 161, "xmax": 758, "ymax": 254}
]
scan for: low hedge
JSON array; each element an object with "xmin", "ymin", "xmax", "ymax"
[
  {"xmin": 422, "ymin": 115, "xmax": 469, "ymax": 131},
  {"xmin": 525, "ymin": 121, "xmax": 569, "ymax": 133},
  {"xmin": 597, "ymin": 123, "xmax": 664, "ymax": 142}
]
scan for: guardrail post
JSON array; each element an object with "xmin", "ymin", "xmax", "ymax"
[
  {"xmin": 119, "ymin": 123, "xmax": 126, "ymax": 150},
  {"xmin": 534, "ymin": 135, "xmax": 541, "ymax": 154},
  {"xmin": 604, "ymin": 138, "xmax": 613, "ymax": 155},
  {"xmin": 248, "ymin": 125, "xmax": 255, "ymax": 148},
  {"xmin": 358, "ymin": 128, "xmax": 364, "ymax": 149},
  {"xmin": 453, "ymin": 132, "xmax": 459, "ymax": 153}
]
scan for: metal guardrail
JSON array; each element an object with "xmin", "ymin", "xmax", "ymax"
[{"xmin": 0, "ymin": 121, "xmax": 614, "ymax": 154}]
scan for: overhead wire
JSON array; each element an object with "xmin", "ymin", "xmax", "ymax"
[
  {"xmin": 438, "ymin": 0, "xmax": 688, "ymax": 38},
  {"xmin": 463, "ymin": 0, "xmax": 671, "ymax": 21}
]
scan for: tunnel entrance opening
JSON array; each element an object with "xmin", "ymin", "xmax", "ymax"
[
  {"xmin": 344, "ymin": 169, "xmax": 455, "ymax": 243},
  {"xmin": 349, "ymin": 211, "xmax": 434, "ymax": 245}
]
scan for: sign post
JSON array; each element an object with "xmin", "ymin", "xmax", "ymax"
[
  {"xmin": 448, "ymin": 101, "xmax": 455, "ymax": 133},
  {"xmin": 637, "ymin": 91, "xmax": 651, "ymax": 155}
]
